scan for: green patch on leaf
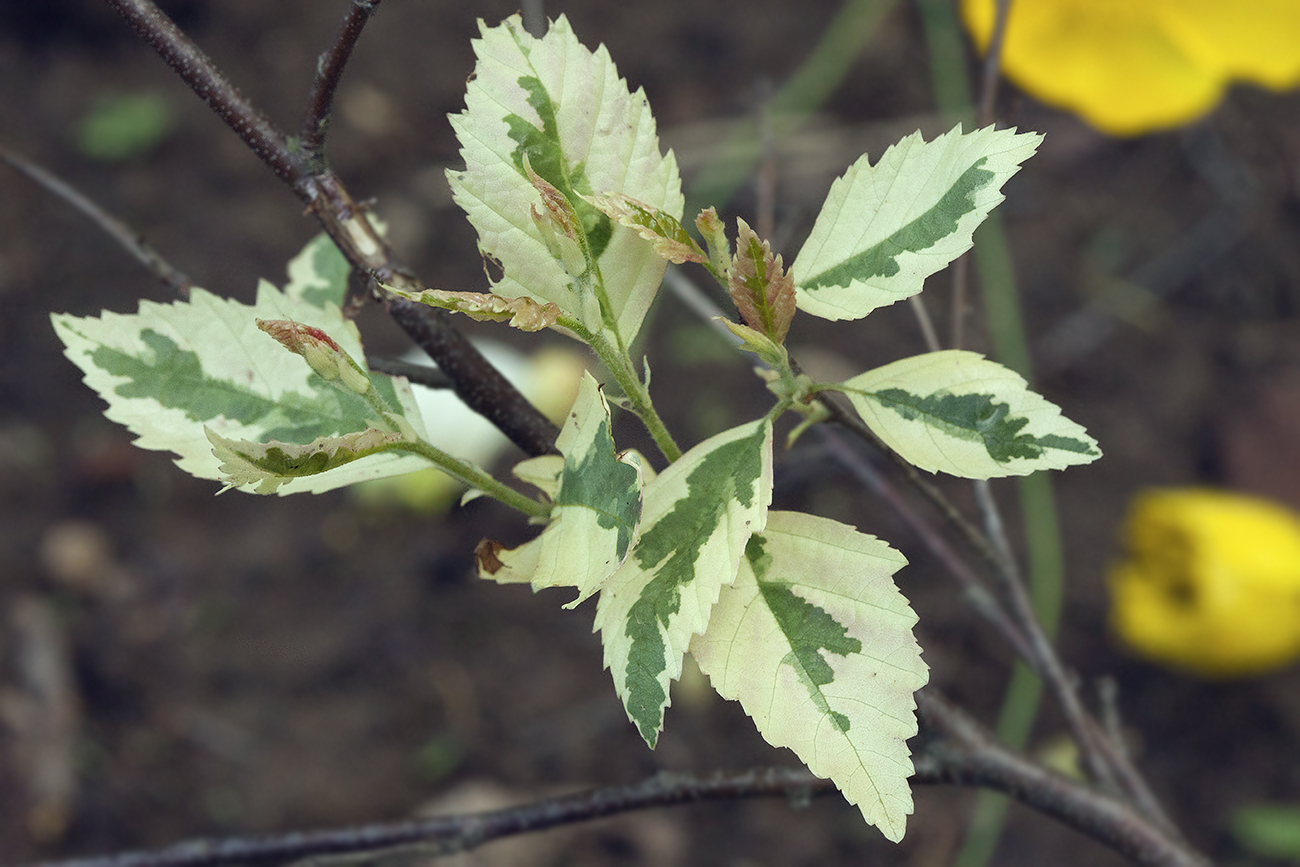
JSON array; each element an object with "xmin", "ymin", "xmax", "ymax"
[
  {"xmin": 447, "ymin": 15, "xmax": 682, "ymax": 345},
  {"xmin": 690, "ymin": 511, "xmax": 926, "ymax": 842},
  {"xmin": 872, "ymin": 388, "xmax": 1098, "ymax": 464},
  {"xmin": 477, "ymin": 373, "xmax": 643, "ymax": 608},
  {"xmin": 288, "ymin": 233, "xmax": 352, "ymax": 308},
  {"xmin": 505, "ymin": 76, "xmax": 612, "ymax": 260},
  {"xmin": 801, "ymin": 160, "xmax": 993, "ymax": 291},
  {"xmin": 749, "ymin": 536, "xmax": 862, "ymax": 733},
  {"xmin": 619, "ymin": 422, "xmax": 769, "ymax": 743},
  {"xmin": 595, "ymin": 419, "xmax": 773, "ymax": 747},
  {"xmin": 51, "ymin": 274, "xmax": 431, "ymax": 495},
  {"xmin": 840, "ymin": 350, "xmax": 1100, "ymax": 478},
  {"xmin": 556, "ymin": 417, "xmax": 641, "ymax": 558},
  {"xmin": 88, "ymin": 328, "xmax": 380, "ymax": 443},
  {"xmin": 792, "ymin": 125, "xmax": 1042, "ymax": 321}
]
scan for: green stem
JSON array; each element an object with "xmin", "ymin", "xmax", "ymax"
[
  {"xmin": 561, "ymin": 316, "xmax": 683, "ymax": 463},
  {"xmin": 399, "ymin": 439, "xmax": 550, "ymax": 519}
]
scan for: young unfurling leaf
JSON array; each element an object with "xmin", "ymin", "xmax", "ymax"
[
  {"xmin": 690, "ymin": 511, "xmax": 927, "ymax": 842},
  {"xmin": 728, "ymin": 219, "xmax": 796, "ymax": 344},
  {"xmin": 839, "ymin": 350, "xmax": 1100, "ymax": 478},
  {"xmin": 792, "ymin": 125, "xmax": 1041, "ymax": 321},
  {"xmin": 595, "ymin": 418, "xmax": 773, "ymax": 747},
  {"xmin": 207, "ymin": 420, "xmax": 418, "ymax": 495},
  {"xmin": 384, "ymin": 287, "xmax": 563, "ymax": 333},
  {"xmin": 585, "ymin": 193, "xmax": 707, "ymax": 266}
]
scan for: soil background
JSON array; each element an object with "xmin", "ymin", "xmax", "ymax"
[{"xmin": 3, "ymin": 2, "xmax": 1300, "ymax": 866}]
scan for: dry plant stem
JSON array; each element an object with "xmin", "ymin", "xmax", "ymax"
[
  {"xmin": 948, "ymin": 0, "xmax": 1012, "ymax": 348},
  {"xmin": 28, "ymin": 688, "xmax": 1208, "ymax": 867},
  {"xmin": 299, "ymin": 0, "xmax": 383, "ymax": 166},
  {"xmin": 364, "ymin": 355, "xmax": 453, "ymax": 390},
  {"xmin": 0, "ymin": 143, "xmax": 194, "ymax": 298},
  {"xmin": 946, "ymin": 0, "xmax": 1173, "ymax": 825},
  {"xmin": 103, "ymin": 0, "xmax": 560, "ymax": 458},
  {"xmin": 977, "ymin": 0, "xmax": 1014, "ymax": 125},
  {"xmin": 826, "ymin": 380, "xmax": 1173, "ymax": 827},
  {"xmin": 972, "ymin": 481, "xmax": 1126, "ymax": 794},
  {"xmin": 916, "ymin": 691, "xmax": 1210, "ymax": 867},
  {"xmin": 815, "ymin": 427, "xmax": 1036, "ymax": 663}
]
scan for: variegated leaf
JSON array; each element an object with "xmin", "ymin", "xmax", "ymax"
[
  {"xmin": 449, "ymin": 15, "xmax": 683, "ymax": 344},
  {"xmin": 478, "ymin": 372, "xmax": 644, "ymax": 607},
  {"xmin": 50, "ymin": 281, "xmax": 432, "ymax": 494},
  {"xmin": 595, "ymin": 418, "xmax": 774, "ymax": 746},
  {"xmin": 841, "ymin": 350, "xmax": 1100, "ymax": 477},
  {"xmin": 793, "ymin": 124, "xmax": 1041, "ymax": 321},
  {"xmin": 690, "ymin": 511, "xmax": 926, "ymax": 842}
]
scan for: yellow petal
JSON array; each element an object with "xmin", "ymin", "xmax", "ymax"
[
  {"xmin": 1108, "ymin": 488, "xmax": 1300, "ymax": 677},
  {"xmin": 961, "ymin": 0, "xmax": 1300, "ymax": 135},
  {"xmin": 1162, "ymin": 0, "xmax": 1300, "ymax": 88}
]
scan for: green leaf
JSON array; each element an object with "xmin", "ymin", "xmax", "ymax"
[
  {"xmin": 792, "ymin": 124, "xmax": 1041, "ymax": 321},
  {"xmin": 50, "ymin": 280, "xmax": 432, "ymax": 494},
  {"xmin": 594, "ymin": 419, "xmax": 774, "ymax": 747},
  {"xmin": 77, "ymin": 92, "xmax": 173, "ymax": 162},
  {"xmin": 840, "ymin": 350, "xmax": 1100, "ymax": 478},
  {"xmin": 448, "ymin": 15, "xmax": 683, "ymax": 344},
  {"xmin": 690, "ymin": 511, "xmax": 927, "ymax": 842},
  {"xmin": 478, "ymin": 372, "xmax": 645, "ymax": 607}
]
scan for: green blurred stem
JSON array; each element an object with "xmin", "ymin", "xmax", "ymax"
[
  {"xmin": 401, "ymin": 439, "xmax": 550, "ymax": 519},
  {"xmin": 562, "ymin": 317, "xmax": 683, "ymax": 464},
  {"xmin": 685, "ymin": 0, "xmax": 899, "ymax": 215},
  {"xmin": 917, "ymin": 1, "xmax": 1068, "ymax": 865}
]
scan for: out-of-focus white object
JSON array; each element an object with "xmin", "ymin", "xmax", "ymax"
[{"xmin": 353, "ymin": 340, "xmax": 585, "ymax": 512}]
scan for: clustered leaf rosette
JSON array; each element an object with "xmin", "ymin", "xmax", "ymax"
[
  {"xmin": 50, "ymin": 12, "xmax": 1110, "ymax": 846},
  {"xmin": 480, "ymin": 373, "xmax": 929, "ymax": 841},
  {"xmin": 962, "ymin": 0, "xmax": 1300, "ymax": 135}
]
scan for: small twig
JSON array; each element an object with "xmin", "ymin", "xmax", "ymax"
[
  {"xmin": 815, "ymin": 428, "xmax": 1036, "ymax": 663},
  {"xmin": 916, "ymin": 691, "xmax": 1210, "ymax": 867},
  {"xmin": 0, "ymin": 142, "xmax": 194, "ymax": 298},
  {"xmin": 299, "ymin": 0, "xmax": 385, "ymax": 167},
  {"xmin": 29, "ymin": 687, "xmax": 1208, "ymax": 867},
  {"xmin": 977, "ymin": 0, "xmax": 1014, "ymax": 127},
  {"xmin": 906, "ymin": 294, "xmax": 942, "ymax": 352},
  {"xmin": 364, "ymin": 356, "xmax": 453, "ymax": 390},
  {"xmin": 948, "ymin": 0, "xmax": 1014, "ymax": 350}
]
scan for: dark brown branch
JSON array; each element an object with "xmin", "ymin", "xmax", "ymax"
[
  {"xmin": 915, "ymin": 691, "xmax": 1208, "ymax": 867},
  {"xmin": 102, "ymin": 0, "xmax": 560, "ymax": 457},
  {"xmin": 299, "ymin": 0, "xmax": 385, "ymax": 167},
  {"xmin": 365, "ymin": 355, "xmax": 453, "ymax": 390},
  {"xmin": 27, "ymin": 688, "xmax": 1208, "ymax": 867},
  {"xmin": 0, "ymin": 142, "xmax": 194, "ymax": 298},
  {"xmin": 103, "ymin": 0, "xmax": 299, "ymax": 186}
]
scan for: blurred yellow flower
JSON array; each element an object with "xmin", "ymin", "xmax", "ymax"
[
  {"xmin": 961, "ymin": 0, "xmax": 1300, "ymax": 135},
  {"xmin": 1109, "ymin": 488, "xmax": 1300, "ymax": 677}
]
